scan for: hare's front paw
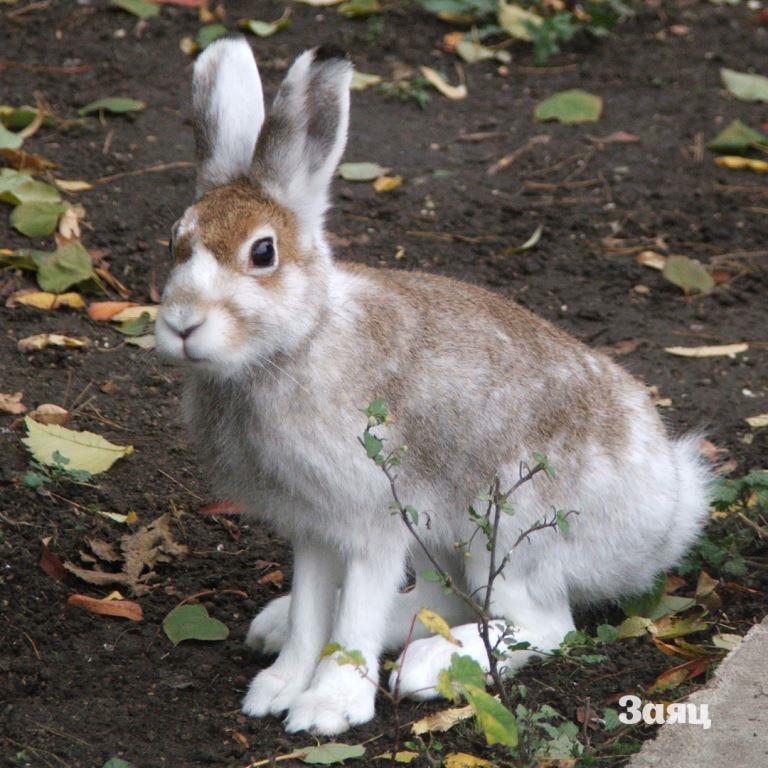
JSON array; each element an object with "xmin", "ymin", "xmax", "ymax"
[
  {"xmin": 284, "ymin": 668, "xmax": 376, "ymax": 735},
  {"xmin": 245, "ymin": 595, "xmax": 290, "ymax": 654},
  {"xmin": 242, "ymin": 666, "xmax": 307, "ymax": 717}
]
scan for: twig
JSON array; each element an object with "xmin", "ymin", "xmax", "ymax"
[
  {"xmin": 157, "ymin": 468, "xmax": 204, "ymax": 501},
  {"xmin": 95, "ymin": 161, "xmax": 193, "ymax": 185},
  {"xmin": 6, "ymin": 0, "xmax": 52, "ymax": 19},
  {"xmin": 487, "ymin": 135, "xmax": 551, "ymax": 176},
  {"xmin": 737, "ymin": 512, "xmax": 768, "ymax": 541}
]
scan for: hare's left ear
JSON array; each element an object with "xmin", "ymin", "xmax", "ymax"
[
  {"xmin": 192, "ymin": 37, "xmax": 265, "ymax": 196},
  {"xmin": 252, "ymin": 46, "xmax": 352, "ymax": 247}
]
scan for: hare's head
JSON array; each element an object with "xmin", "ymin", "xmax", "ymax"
[{"xmin": 156, "ymin": 39, "xmax": 352, "ymax": 375}]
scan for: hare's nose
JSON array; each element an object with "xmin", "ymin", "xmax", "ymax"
[
  {"xmin": 177, "ymin": 320, "xmax": 203, "ymax": 340},
  {"xmin": 163, "ymin": 313, "xmax": 204, "ymax": 340}
]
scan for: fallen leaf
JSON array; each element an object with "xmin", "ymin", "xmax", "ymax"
[
  {"xmin": 199, "ymin": 500, "xmax": 244, "ymax": 516},
  {"xmin": 116, "ymin": 311, "xmax": 152, "ymax": 336},
  {"xmin": 300, "ymin": 743, "xmax": 366, "ymax": 764},
  {"xmin": 746, "ymin": 413, "xmax": 768, "ymax": 429},
  {"xmin": 68, "ymin": 593, "xmax": 144, "ymax": 621},
  {"xmin": 58, "ymin": 205, "xmax": 84, "ymax": 242},
  {"xmin": 88, "ymin": 301, "xmax": 137, "ymax": 321},
  {"xmin": 715, "ymin": 155, "xmax": 768, "ymax": 173},
  {"xmin": 712, "ymin": 633, "xmax": 742, "ymax": 651},
  {"xmin": 649, "ymin": 613, "xmax": 708, "ymax": 640},
  {"xmin": 10, "ymin": 201, "xmax": 67, "ymax": 237},
  {"xmin": 40, "ymin": 537, "xmax": 67, "ymax": 581},
  {"xmin": 28, "ymin": 403, "xmax": 71, "ymax": 426},
  {"xmin": 195, "ymin": 23, "xmax": 228, "ymax": 50},
  {"xmin": 79, "ymin": 97, "xmax": 146, "ymax": 117},
  {"xmin": 637, "ymin": 250, "xmax": 667, "ymax": 270},
  {"xmin": 9, "ymin": 290, "xmax": 85, "ymax": 310},
  {"xmin": 350, "ymin": 71, "xmax": 382, "ymax": 91},
  {"xmin": 18, "ymin": 333, "xmax": 89, "ymax": 352},
  {"xmin": 23, "ymin": 417, "xmax": 133, "ymax": 474},
  {"xmin": 238, "ymin": 8, "xmax": 292, "ymax": 37},
  {"xmin": 338, "ymin": 162, "xmax": 388, "ymax": 182},
  {"xmin": 163, "ymin": 603, "xmax": 229, "ymax": 645},
  {"xmin": 411, "ymin": 703, "xmax": 474, "ymax": 734},
  {"xmin": 535, "ymin": 90, "xmax": 603, "ymax": 124},
  {"xmin": 111, "ymin": 304, "xmax": 158, "ymax": 322},
  {"xmin": 664, "ymin": 343, "xmax": 748, "ymax": 358},
  {"xmin": 373, "ymin": 175, "xmax": 403, "ymax": 193},
  {"xmin": 338, "ymin": 0, "xmax": 381, "ymax": 17},
  {"xmin": 65, "ymin": 514, "xmax": 187, "ymax": 595},
  {"xmin": 662, "ymin": 255, "xmax": 714, "ymax": 295},
  {"xmin": 708, "ymin": 120, "xmax": 768, "ymax": 154},
  {"xmin": 373, "ymin": 752, "xmax": 419, "ymax": 763},
  {"xmin": 258, "ymin": 569, "xmax": 285, "ymax": 588},
  {"xmin": 125, "ymin": 334, "xmax": 156, "ymax": 349},
  {"xmin": 455, "ymin": 40, "xmax": 510, "ymax": 65},
  {"xmin": 0, "ymin": 391, "xmax": 26, "ymax": 414},
  {"xmin": 505, "ymin": 223, "xmax": 543, "ymax": 253},
  {"xmin": 648, "ymin": 657, "xmax": 709, "ymax": 694},
  {"xmin": 417, "ymin": 607, "xmax": 461, "ymax": 645},
  {"xmin": 498, "ymin": 1, "xmax": 543, "ymax": 41},
  {"xmin": 0, "ymin": 148, "xmax": 57, "ymax": 172},
  {"xmin": 443, "ymin": 753, "xmax": 493, "ymax": 768},
  {"xmin": 721, "ymin": 67, "xmax": 768, "ymax": 103},
  {"xmin": 616, "ymin": 615, "xmax": 652, "ymax": 639},
  {"xmin": 0, "ymin": 123, "xmax": 23, "ymax": 150},
  {"xmin": 36, "ymin": 242, "xmax": 95, "ymax": 293},
  {"xmin": 54, "ymin": 178, "xmax": 93, "ymax": 193},
  {"xmin": 420, "ymin": 66, "xmax": 467, "ymax": 100}
]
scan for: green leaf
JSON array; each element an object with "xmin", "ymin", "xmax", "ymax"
[
  {"xmin": 79, "ymin": 97, "xmax": 146, "ymax": 117},
  {"xmin": 620, "ymin": 572, "xmax": 666, "ymax": 617},
  {"xmin": 301, "ymin": 743, "xmax": 366, "ymax": 764},
  {"xmin": 338, "ymin": 0, "xmax": 381, "ymax": 17},
  {"xmin": 420, "ymin": 569, "xmax": 443, "ymax": 583},
  {"xmin": 555, "ymin": 510, "xmax": 570, "ymax": 535},
  {"xmin": 708, "ymin": 120, "xmax": 768, "ymax": 154},
  {"xmin": 505, "ymin": 224, "xmax": 543, "ymax": 254},
  {"xmin": 117, "ymin": 311, "xmax": 152, "ymax": 336},
  {"xmin": 10, "ymin": 202, "xmax": 67, "ymax": 237},
  {"xmin": 662, "ymin": 255, "xmax": 714, "ymax": 295},
  {"xmin": 162, "ymin": 604, "xmax": 229, "ymax": 646},
  {"xmin": 596, "ymin": 623, "xmax": 619, "ymax": 644},
  {"xmin": 721, "ymin": 68, "xmax": 768, "ymax": 103},
  {"xmin": 37, "ymin": 242, "xmax": 95, "ymax": 292},
  {"xmin": 0, "ymin": 248, "xmax": 46, "ymax": 271},
  {"xmin": 196, "ymin": 24, "xmax": 229, "ymax": 49},
  {"xmin": 362, "ymin": 431, "xmax": 383, "ymax": 459},
  {"xmin": 238, "ymin": 9, "xmax": 292, "ymax": 37},
  {"xmin": 2, "ymin": 179, "xmax": 61, "ymax": 206},
  {"xmin": 0, "ymin": 123, "xmax": 23, "ymax": 150},
  {"xmin": 125, "ymin": 333, "xmax": 156, "ymax": 349},
  {"xmin": 534, "ymin": 89, "xmax": 603, "ymax": 124},
  {"xmin": 602, "ymin": 707, "xmax": 621, "ymax": 731},
  {"xmin": 103, "ymin": 760, "xmax": 134, "ymax": 768},
  {"xmin": 22, "ymin": 417, "xmax": 134, "ymax": 475},
  {"xmin": 0, "ymin": 105, "xmax": 41, "ymax": 130},
  {"xmin": 338, "ymin": 162, "xmax": 388, "ymax": 181},
  {"xmin": 498, "ymin": 1, "xmax": 543, "ymax": 41},
  {"xmin": 365, "ymin": 398, "xmax": 388, "ymax": 422},
  {"xmin": 110, "ymin": 0, "xmax": 160, "ymax": 20},
  {"xmin": 463, "ymin": 684, "xmax": 518, "ymax": 747},
  {"xmin": 350, "ymin": 71, "xmax": 382, "ymax": 91}
]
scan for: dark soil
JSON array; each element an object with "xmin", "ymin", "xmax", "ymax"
[{"xmin": 1, "ymin": 1, "xmax": 767, "ymax": 767}]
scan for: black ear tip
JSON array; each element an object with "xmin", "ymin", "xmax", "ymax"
[{"xmin": 314, "ymin": 44, "xmax": 349, "ymax": 63}]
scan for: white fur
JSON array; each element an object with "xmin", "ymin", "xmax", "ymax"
[{"xmin": 159, "ymin": 43, "xmax": 712, "ymax": 736}]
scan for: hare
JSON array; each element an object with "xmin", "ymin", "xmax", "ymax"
[{"xmin": 156, "ymin": 38, "xmax": 710, "ymax": 736}]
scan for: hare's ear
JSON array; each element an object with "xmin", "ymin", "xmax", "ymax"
[
  {"xmin": 252, "ymin": 47, "xmax": 352, "ymax": 246},
  {"xmin": 192, "ymin": 37, "xmax": 265, "ymax": 196}
]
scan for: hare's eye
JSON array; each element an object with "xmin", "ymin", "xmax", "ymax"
[{"xmin": 251, "ymin": 237, "xmax": 276, "ymax": 269}]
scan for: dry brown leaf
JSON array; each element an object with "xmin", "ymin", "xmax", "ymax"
[
  {"xmin": 67, "ymin": 593, "xmax": 144, "ymax": 621},
  {"xmin": 9, "ymin": 290, "xmax": 85, "ymax": 310},
  {"xmin": 40, "ymin": 537, "xmax": 67, "ymax": 582},
  {"xmin": 54, "ymin": 178, "xmax": 93, "ymax": 192},
  {"xmin": 637, "ymin": 250, "xmax": 667, "ymax": 270},
  {"xmin": 57, "ymin": 204, "xmax": 85, "ymax": 242},
  {"xmin": 0, "ymin": 148, "xmax": 57, "ymax": 171},
  {"xmin": 18, "ymin": 333, "xmax": 90, "ymax": 352},
  {"xmin": 664, "ymin": 343, "xmax": 748, "ymax": 358},
  {"xmin": 411, "ymin": 703, "xmax": 474, "ymax": 734},
  {"xmin": 0, "ymin": 391, "xmax": 27, "ymax": 415},
  {"xmin": 258, "ymin": 569, "xmax": 285, "ymax": 588},
  {"xmin": 420, "ymin": 66, "xmax": 467, "ymax": 100},
  {"xmin": 88, "ymin": 301, "xmax": 137, "ymax": 321},
  {"xmin": 28, "ymin": 403, "xmax": 70, "ymax": 425}
]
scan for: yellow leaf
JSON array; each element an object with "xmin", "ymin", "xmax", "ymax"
[
  {"xmin": 636, "ymin": 250, "xmax": 667, "ymax": 270},
  {"xmin": 103, "ymin": 590, "xmax": 126, "ymax": 601},
  {"xmin": 373, "ymin": 751, "xmax": 419, "ymax": 763},
  {"xmin": 18, "ymin": 333, "xmax": 89, "ymax": 352},
  {"xmin": 715, "ymin": 155, "xmax": 768, "ymax": 173},
  {"xmin": 498, "ymin": 1, "xmax": 543, "ymax": 41},
  {"xmin": 745, "ymin": 413, "xmax": 768, "ymax": 429},
  {"xmin": 11, "ymin": 291, "xmax": 85, "ymax": 310},
  {"xmin": 412, "ymin": 703, "xmax": 474, "ymax": 734},
  {"xmin": 444, "ymin": 753, "xmax": 493, "ymax": 768},
  {"xmin": 664, "ymin": 343, "xmax": 748, "ymax": 358},
  {"xmin": 420, "ymin": 66, "xmax": 467, "ymax": 100},
  {"xmin": 373, "ymin": 175, "xmax": 403, "ymax": 193},
  {"xmin": 351, "ymin": 71, "xmax": 382, "ymax": 91},
  {"xmin": 54, "ymin": 178, "xmax": 93, "ymax": 192},
  {"xmin": 22, "ymin": 416, "xmax": 133, "ymax": 474},
  {"xmin": 416, "ymin": 607, "xmax": 461, "ymax": 645}
]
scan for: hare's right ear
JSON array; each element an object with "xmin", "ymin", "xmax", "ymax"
[{"xmin": 192, "ymin": 37, "xmax": 265, "ymax": 196}]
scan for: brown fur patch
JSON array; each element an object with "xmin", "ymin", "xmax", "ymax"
[{"xmin": 183, "ymin": 182, "xmax": 302, "ymax": 273}]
